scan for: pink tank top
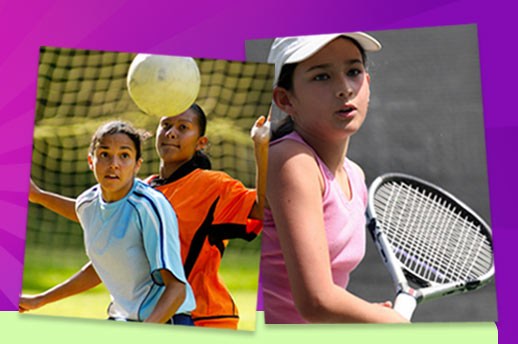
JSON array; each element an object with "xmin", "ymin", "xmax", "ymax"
[{"xmin": 260, "ymin": 131, "xmax": 367, "ymax": 324}]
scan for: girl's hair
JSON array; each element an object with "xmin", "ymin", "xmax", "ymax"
[
  {"xmin": 89, "ymin": 121, "xmax": 151, "ymax": 161},
  {"xmin": 271, "ymin": 37, "xmax": 368, "ymax": 141},
  {"xmin": 188, "ymin": 103, "xmax": 212, "ymax": 170}
]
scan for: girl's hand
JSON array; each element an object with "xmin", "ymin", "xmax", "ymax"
[
  {"xmin": 19, "ymin": 295, "xmax": 43, "ymax": 313},
  {"xmin": 373, "ymin": 303, "xmax": 410, "ymax": 323},
  {"xmin": 250, "ymin": 107, "xmax": 272, "ymax": 145}
]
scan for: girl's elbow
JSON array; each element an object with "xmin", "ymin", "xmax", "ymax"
[
  {"xmin": 179, "ymin": 284, "xmax": 186, "ymax": 300},
  {"xmin": 174, "ymin": 282, "xmax": 186, "ymax": 303},
  {"xmin": 164, "ymin": 274, "xmax": 186, "ymax": 304},
  {"xmin": 296, "ymin": 293, "xmax": 330, "ymax": 323}
]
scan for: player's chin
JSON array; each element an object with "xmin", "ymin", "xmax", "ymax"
[
  {"xmin": 332, "ymin": 122, "xmax": 363, "ymax": 137},
  {"xmin": 341, "ymin": 117, "xmax": 365, "ymax": 134},
  {"xmin": 157, "ymin": 148, "xmax": 179, "ymax": 161},
  {"xmin": 100, "ymin": 179, "xmax": 121, "ymax": 190}
]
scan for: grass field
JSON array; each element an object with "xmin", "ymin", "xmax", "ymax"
[{"xmin": 22, "ymin": 245, "xmax": 260, "ymax": 331}]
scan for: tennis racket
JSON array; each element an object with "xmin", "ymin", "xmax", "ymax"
[{"xmin": 366, "ymin": 173, "xmax": 494, "ymax": 320}]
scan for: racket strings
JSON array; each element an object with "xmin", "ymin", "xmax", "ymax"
[
  {"xmin": 374, "ymin": 182, "xmax": 493, "ymax": 284},
  {"xmin": 376, "ymin": 185, "xmax": 492, "ymax": 283},
  {"xmin": 376, "ymin": 183, "xmax": 493, "ymax": 267},
  {"xmin": 377, "ymin": 198, "xmax": 490, "ymax": 284},
  {"xmin": 384, "ymin": 183, "xmax": 492, "ymax": 280},
  {"xmin": 380, "ymin": 185, "xmax": 454, "ymax": 282}
]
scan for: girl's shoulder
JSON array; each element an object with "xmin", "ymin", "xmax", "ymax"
[
  {"xmin": 76, "ymin": 184, "xmax": 100, "ymax": 211},
  {"xmin": 133, "ymin": 179, "xmax": 168, "ymax": 200},
  {"xmin": 193, "ymin": 169, "xmax": 249, "ymax": 193},
  {"xmin": 129, "ymin": 180, "xmax": 175, "ymax": 216},
  {"xmin": 269, "ymin": 140, "xmax": 319, "ymax": 177},
  {"xmin": 269, "ymin": 137, "xmax": 325, "ymax": 193},
  {"xmin": 188, "ymin": 168, "xmax": 237, "ymax": 184},
  {"xmin": 270, "ymin": 133, "xmax": 318, "ymax": 163}
]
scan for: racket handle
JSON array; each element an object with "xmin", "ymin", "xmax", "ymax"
[{"xmin": 393, "ymin": 292, "xmax": 417, "ymax": 320}]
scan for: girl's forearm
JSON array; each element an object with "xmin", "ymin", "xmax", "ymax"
[
  {"xmin": 30, "ymin": 182, "xmax": 78, "ymax": 222},
  {"xmin": 249, "ymin": 141, "xmax": 268, "ymax": 220},
  {"xmin": 248, "ymin": 114, "xmax": 270, "ymax": 220},
  {"xmin": 295, "ymin": 284, "xmax": 408, "ymax": 323},
  {"xmin": 33, "ymin": 262, "xmax": 101, "ymax": 308}
]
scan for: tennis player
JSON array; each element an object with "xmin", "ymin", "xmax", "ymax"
[
  {"xmin": 261, "ymin": 33, "xmax": 408, "ymax": 323},
  {"xmin": 20, "ymin": 121, "xmax": 196, "ymax": 324},
  {"xmin": 25, "ymin": 105, "xmax": 269, "ymax": 329}
]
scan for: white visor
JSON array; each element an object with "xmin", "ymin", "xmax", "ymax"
[{"xmin": 268, "ymin": 32, "xmax": 381, "ymax": 86}]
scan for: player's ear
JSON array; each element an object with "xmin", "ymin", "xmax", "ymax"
[
  {"xmin": 196, "ymin": 136, "xmax": 208, "ymax": 151},
  {"xmin": 88, "ymin": 154, "xmax": 94, "ymax": 171},
  {"xmin": 135, "ymin": 158, "xmax": 142, "ymax": 174},
  {"xmin": 273, "ymin": 87, "xmax": 296, "ymax": 115}
]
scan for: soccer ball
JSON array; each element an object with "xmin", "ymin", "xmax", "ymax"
[{"xmin": 127, "ymin": 54, "xmax": 201, "ymax": 117}]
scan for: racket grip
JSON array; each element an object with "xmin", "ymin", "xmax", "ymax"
[{"xmin": 393, "ymin": 292, "xmax": 417, "ymax": 320}]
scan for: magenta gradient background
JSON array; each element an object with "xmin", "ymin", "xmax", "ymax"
[{"xmin": 0, "ymin": 0, "xmax": 514, "ymax": 341}]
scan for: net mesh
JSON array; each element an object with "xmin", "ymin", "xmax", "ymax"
[
  {"xmin": 27, "ymin": 46, "xmax": 274, "ymax": 252},
  {"xmin": 373, "ymin": 181, "xmax": 493, "ymax": 284}
]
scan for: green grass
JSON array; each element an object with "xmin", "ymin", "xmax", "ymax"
[{"xmin": 22, "ymin": 245, "xmax": 260, "ymax": 331}]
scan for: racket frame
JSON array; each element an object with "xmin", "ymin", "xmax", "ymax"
[{"xmin": 366, "ymin": 173, "xmax": 495, "ymax": 318}]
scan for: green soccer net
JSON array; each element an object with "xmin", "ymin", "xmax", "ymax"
[{"xmin": 27, "ymin": 46, "xmax": 273, "ymax": 253}]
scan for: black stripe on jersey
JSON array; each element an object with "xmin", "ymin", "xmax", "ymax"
[
  {"xmin": 192, "ymin": 314, "xmax": 239, "ymax": 322},
  {"xmin": 183, "ymin": 198, "xmax": 257, "ymax": 278},
  {"xmin": 209, "ymin": 223, "xmax": 258, "ymax": 242},
  {"xmin": 183, "ymin": 198, "xmax": 218, "ymax": 278}
]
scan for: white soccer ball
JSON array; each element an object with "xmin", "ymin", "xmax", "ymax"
[{"xmin": 127, "ymin": 54, "xmax": 201, "ymax": 117}]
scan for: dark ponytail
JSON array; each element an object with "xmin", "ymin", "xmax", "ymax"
[
  {"xmin": 271, "ymin": 116, "xmax": 295, "ymax": 141},
  {"xmin": 271, "ymin": 63, "xmax": 297, "ymax": 140},
  {"xmin": 189, "ymin": 103, "xmax": 212, "ymax": 170}
]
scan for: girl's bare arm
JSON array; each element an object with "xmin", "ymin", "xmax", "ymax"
[
  {"xmin": 19, "ymin": 262, "xmax": 101, "ymax": 312},
  {"xmin": 29, "ymin": 179, "xmax": 78, "ymax": 222},
  {"xmin": 266, "ymin": 141, "xmax": 408, "ymax": 323},
  {"xmin": 248, "ymin": 113, "xmax": 271, "ymax": 220}
]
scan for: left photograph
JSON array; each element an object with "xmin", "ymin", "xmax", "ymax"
[{"xmin": 19, "ymin": 47, "xmax": 273, "ymax": 331}]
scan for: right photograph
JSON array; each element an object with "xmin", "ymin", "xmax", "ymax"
[{"xmin": 245, "ymin": 24, "xmax": 497, "ymax": 323}]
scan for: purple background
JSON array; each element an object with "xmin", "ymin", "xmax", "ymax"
[{"xmin": 0, "ymin": 0, "xmax": 514, "ymax": 341}]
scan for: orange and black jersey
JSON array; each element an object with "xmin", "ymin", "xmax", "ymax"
[{"xmin": 147, "ymin": 159, "xmax": 262, "ymax": 328}]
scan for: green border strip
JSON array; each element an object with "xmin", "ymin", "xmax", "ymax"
[{"xmin": 2, "ymin": 312, "xmax": 497, "ymax": 343}]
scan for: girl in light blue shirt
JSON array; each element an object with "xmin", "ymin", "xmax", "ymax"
[{"xmin": 20, "ymin": 121, "xmax": 195, "ymax": 324}]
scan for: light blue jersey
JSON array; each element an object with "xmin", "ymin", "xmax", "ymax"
[{"xmin": 76, "ymin": 179, "xmax": 195, "ymax": 321}]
